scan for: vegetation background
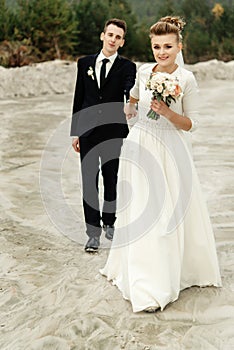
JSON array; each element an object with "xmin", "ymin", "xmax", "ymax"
[{"xmin": 0, "ymin": 0, "xmax": 233, "ymax": 67}]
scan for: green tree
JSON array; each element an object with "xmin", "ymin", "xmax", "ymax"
[
  {"xmin": 16, "ymin": 0, "xmax": 78, "ymax": 59},
  {"xmin": 0, "ymin": 0, "xmax": 8, "ymax": 41},
  {"xmin": 178, "ymin": 0, "xmax": 212, "ymax": 62},
  {"xmin": 107, "ymin": 0, "xmax": 138, "ymax": 58},
  {"xmin": 72, "ymin": 0, "xmax": 109, "ymax": 55},
  {"xmin": 180, "ymin": 0, "xmax": 210, "ymax": 18},
  {"xmin": 127, "ymin": 0, "xmax": 164, "ymax": 23},
  {"xmin": 0, "ymin": 0, "xmax": 15, "ymax": 41},
  {"xmin": 157, "ymin": 0, "xmax": 177, "ymax": 19},
  {"xmin": 183, "ymin": 24, "xmax": 211, "ymax": 62},
  {"xmin": 132, "ymin": 20, "xmax": 153, "ymax": 61},
  {"xmin": 73, "ymin": 0, "xmax": 138, "ymax": 58},
  {"xmin": 2, "ymin": 0, "xmax": 234, "ymax": 65},
  {"xmin": 210, "ymin": 4, "xmax": 234, "ymax": 60}
]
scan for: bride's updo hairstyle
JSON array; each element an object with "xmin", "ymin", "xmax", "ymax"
[{"xmin": 150, "ymin": 16, "xmax": 186, "ymax": 43}]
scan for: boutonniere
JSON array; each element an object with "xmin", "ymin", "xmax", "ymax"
[{"xmin": 87, "ymin": 66, "xmax": 95, "ymax": 80}]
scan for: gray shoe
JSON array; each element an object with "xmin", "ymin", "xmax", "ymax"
[
  {"xmin": 103, "ymin": 225, "xmax": 114, "ymax": 241},
  {"xmin": 85, "ymin": 236, "xmax": 100, "ymax": 253},
  {"xmin": 144, "ymin": 306, "xmax": 160, "ymax": 313}
]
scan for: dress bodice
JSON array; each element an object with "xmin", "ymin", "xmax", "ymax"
[{"xmin": 130, "ymin": 63, "xmax": 199, "ymax": 130}]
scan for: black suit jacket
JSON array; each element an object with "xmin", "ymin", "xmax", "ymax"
[{"xmin": 70, "ymin": 53, "xmax": 136, "ymax": 138}]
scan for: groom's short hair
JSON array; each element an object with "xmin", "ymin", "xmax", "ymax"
[{"xmin": 103, "ymin": 18, "xmax": 127, "ymax": 37}]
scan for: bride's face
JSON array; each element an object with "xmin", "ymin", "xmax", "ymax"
[{"xmin": 151, "ymin": 34, "xmax": 182, "ymax": 70}]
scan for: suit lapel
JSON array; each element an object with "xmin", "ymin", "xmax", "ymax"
[{"xmin": 87, "ymin": 54, "xmax": 99, "ymax": 90}]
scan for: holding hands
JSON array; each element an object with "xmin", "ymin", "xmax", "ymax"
[
  {"xmin": 72, "ymin": 137, "xmax": 80, "ymax": 153},
  {"xmin": 124, "ymin": 102, "xmax": 138, "ymax": 120}
]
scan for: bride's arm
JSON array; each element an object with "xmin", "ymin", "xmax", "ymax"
[
  {"xmin": 151, "ymin": 72, "xmax": 199, "ymax": 132},
  {"xmin": 124, "ymin": 67, "xmax": 140, "ymax": 119},
  {"xmin": 129, "ymin": 96, "xmax": 139, "ymax": 104},
  {"xmin": 165, "ymin": 109, "xmax": 192, "ymax": 131},
  {"xmin": 151, "ymin": 100, "xmax": 192, "ymax": 131}
]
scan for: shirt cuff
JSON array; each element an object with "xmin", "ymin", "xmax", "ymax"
[{"xmin": 189, "ymin": 119, "xmax": 198, "ymax": 132}]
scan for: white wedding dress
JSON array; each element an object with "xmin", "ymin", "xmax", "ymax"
[{"xmin": 100, "ymin": 64, "xmax": 222, "ymax": 312}]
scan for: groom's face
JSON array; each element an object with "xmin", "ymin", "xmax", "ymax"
[{"xmin": 100, "ymin": 24, "xmax": 125, "ymax": 57}]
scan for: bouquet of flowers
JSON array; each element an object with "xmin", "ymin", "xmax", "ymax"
[{"xmin": 145, "ymin": 72, "xmax": 182, "ymax": 120}]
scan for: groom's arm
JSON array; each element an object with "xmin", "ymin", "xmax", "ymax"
[
  {"xmin": 72, "ymin": 59, "xmax": 85, "ymax": 115},
  {"xmin": 123, "ymin": 61, "xmax": 136, "ymax": 101},
  {"xmin": 70, "ymin": 59, "xmax": 85, "ymax": 137}
]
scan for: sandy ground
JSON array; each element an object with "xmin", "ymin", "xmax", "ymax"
[{"xmin": 0, "ymin": 61, "xmax": 234, "ymax": 349}]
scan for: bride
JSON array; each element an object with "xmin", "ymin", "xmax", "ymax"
[{"xmin": 100, "ymin": 16, "xmax": 222, "ymax": 313}]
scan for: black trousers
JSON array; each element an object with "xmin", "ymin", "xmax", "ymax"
[{"xmin": 79, "ymin": 134, "xmax": 123, "ymax": 238}]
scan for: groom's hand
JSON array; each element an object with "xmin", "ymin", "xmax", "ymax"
[{"xmin": 72, "ymin": 137, "xmax": 80, "ymax": 153}]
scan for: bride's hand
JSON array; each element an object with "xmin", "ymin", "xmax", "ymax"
[
  {"xmin": 124, "ymin": 102, "xmax": 137, "ymax": 120},
  {"xmin": 150, "ymin": 99, "xmax": 170, "ymax": 118}
]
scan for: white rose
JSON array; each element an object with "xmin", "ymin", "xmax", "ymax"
[{"xmin": 157, "ymin": 84, "xmax": 163, "ymax": 93}]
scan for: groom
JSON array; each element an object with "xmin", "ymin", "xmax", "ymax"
[{"xmin": 70, "ymin": 18, "xmax": 136, "ymax": 252}]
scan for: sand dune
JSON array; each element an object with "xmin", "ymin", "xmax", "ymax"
[
  {"xmin": 0, "ymin": 60, "xmax": 234, "ymax": 349},
  {"xmin": 0, "ymin": 59, "xmax": 234, "ymax": 98}
]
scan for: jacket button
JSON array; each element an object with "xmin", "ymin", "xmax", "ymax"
[
  {"xmin": 99, "ymin": 96, "xmax": 103, "ymax": 100},
  {"xmin": 98, "ymin": 110, "xmax": 102, "ymax": 114}
]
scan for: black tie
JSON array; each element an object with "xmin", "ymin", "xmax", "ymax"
[{"xmin": 100, "ymin": 58, "xmax": 109, "ymax": 88}]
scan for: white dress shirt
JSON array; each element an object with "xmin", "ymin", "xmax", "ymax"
[{"xmin": 95, "ymin": 51, "xmax": 118, "ymax": 88}]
